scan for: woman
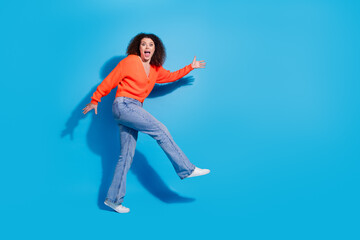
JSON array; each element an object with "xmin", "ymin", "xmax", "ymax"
[{"xmin": 83, "ymin": 33, "xmax": 210, "ymax": 213}]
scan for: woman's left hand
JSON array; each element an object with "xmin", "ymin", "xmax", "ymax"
[{"xmin": 191, "ymin": 56, "xmax": 206, "ymax": 69}]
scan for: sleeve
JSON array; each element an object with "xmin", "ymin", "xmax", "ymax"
[
  {"xmin": 156, "ymin": 64, "xmax": 194, "ymax": 84},
  {"xmin": 90, "ymin": 61, "xmax": 124, "ymax": 105}
]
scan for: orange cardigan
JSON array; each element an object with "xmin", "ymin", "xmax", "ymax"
[{"xmin": 91, "ymin": 54, "xmax": 194, "ymax": 104}]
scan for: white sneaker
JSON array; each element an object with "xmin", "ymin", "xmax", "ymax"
[
  {"xmin": 186, "ymin": 167, "xmax": 210, "ymax": 178},
  {"xmin": 104, "ymin": 200, "xmax": 130, "ymax": 213}
]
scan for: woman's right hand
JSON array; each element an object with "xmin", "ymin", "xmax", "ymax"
[{"xmin": 82, "ymin": 103, "xmax": 98, "ymax": 115}]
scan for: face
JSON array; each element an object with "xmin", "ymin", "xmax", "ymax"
[{"xmin": 139, "ymin": 37, "xmax": 155, "ymax": 62}]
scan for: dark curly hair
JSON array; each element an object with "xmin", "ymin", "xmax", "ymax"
[{"xmin": 126, "ymin": 33, "xmax": 166, "ymax": 67}]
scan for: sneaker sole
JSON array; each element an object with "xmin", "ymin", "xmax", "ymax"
[
  {"xmin": 186, "ymin": 169, "xmax": 210, "ymax": 178},
  {"xmin": 104, "ymin": 201, "xmax": 130, "ymax": 213}
]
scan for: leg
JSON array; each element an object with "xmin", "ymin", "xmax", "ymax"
[
  {"xmin": 114, "ymin": 97, "xmax": 195, "ymax": 179},
  {"xmin": 105, "ymin": 124, "xmax": 138, "ymax": 205}
]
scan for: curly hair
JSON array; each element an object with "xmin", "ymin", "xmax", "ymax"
[{"xmin": 126, "ymin": 33, "xmax": 166, "ymax": 67}]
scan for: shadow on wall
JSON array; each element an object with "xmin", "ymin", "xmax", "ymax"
[{"xmin": 62, "ymin": 55, "xmax": 196, "ymax": 210}]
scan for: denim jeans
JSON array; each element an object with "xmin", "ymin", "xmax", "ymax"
[{"xmin": 105, "ymin": 97, "xmax": 195, "ymax": 205}]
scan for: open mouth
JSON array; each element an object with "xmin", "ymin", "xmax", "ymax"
[{"xmin": 144, "ymin": 51, "xmax": 151, "ymax": 57}]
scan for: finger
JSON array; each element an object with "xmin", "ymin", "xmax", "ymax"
[
  {"xmin": 199, "ymin": 60, "xmax": 205, "ymax": 63},
  {"xmin": 82, "ymin": 108, "xmax": 89, "ymax": 114},
  {"xmin": 84, "ymin": 106, "xmax": 92, "ymax": 113},
  {"xmin": 95, "ymin": 107, "xmax": 98, "ymax": 115},
  {"xmin": 193, "ymin": 56, "xmax": 196, "ymax": 62}
]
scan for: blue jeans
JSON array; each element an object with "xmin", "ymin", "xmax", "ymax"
[{"xmin": 105, "ymin": 97, "xmax": 195, "ymax": 205}]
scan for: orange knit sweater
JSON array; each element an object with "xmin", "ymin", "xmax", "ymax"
[{"xmin": 91, "ymin": 54, "xmax": 194, "ymax": 104}]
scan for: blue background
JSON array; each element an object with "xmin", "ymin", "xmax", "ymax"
[{"xmin": 1, "ymin": 0, "xmax": 359, "ymax": 239}]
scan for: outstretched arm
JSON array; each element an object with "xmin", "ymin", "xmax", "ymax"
[
  {"xmin": 83, "ymin": 60, "xmax": 124, "ymax": 115},
  {"xmin": 156, "ymin": 56, "xmax": 206, "ymax": 84}
]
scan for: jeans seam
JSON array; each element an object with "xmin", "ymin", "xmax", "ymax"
[
  {"xmin": 159, "ymin": 128, "xmax": 193, "ymax": 171},
  {"xmin": 114, "ymin": 128, "xmax": 132, "ymax": 204},
  {"xmin": 125, "ymin": 104, "xmax": 193, "ymax": 173}
]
